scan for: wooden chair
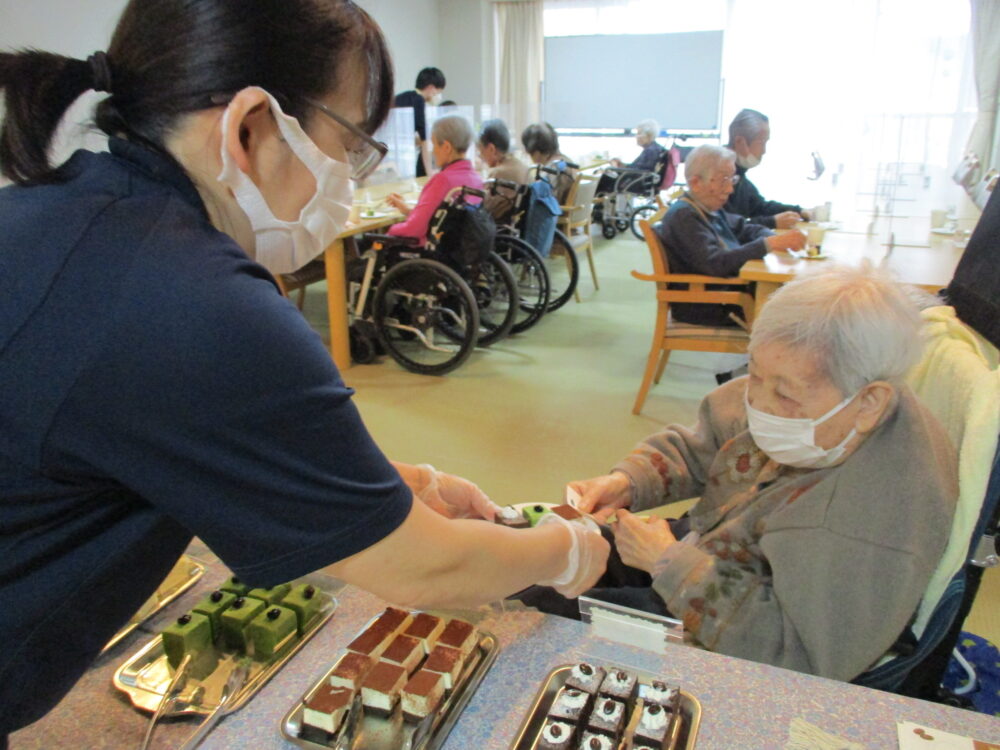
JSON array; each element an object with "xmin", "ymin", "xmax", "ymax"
[
  {"xmin": 558, "ymin": 173, "xmax": 600, "ymax": 298},
  {"xmin": 276, "ymin": 258, "xmax": 327, "ymax": 311},
  {"xmin": 631, "ymin": 210, "xmax": 754, "ymax": 414}
]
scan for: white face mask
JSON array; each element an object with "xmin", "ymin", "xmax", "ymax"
[
  {"xmin": 736, "ymin": 152, "xmax": 761, "ymax": 169},
  {"xmin": 430, "ymin": 91, "xmax": 444, "ymax": 106},
  {"xmin": 217, "ymin": 88, "xmax": 353, "ymax": 275},
  {"xmin": 744, "ymin": 389, "xmax": 860, "ymax": 469}
]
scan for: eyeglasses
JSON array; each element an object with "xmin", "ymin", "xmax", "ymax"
[
  {"xmin": 711, "ymin": 173, "xmax": 741, "ymax": 186},
  {"xmin": 304, "ymin": 98, "xmax": 388, "ymax": 181}
]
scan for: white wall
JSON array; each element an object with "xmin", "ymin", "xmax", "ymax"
[
  {"xmin": 0, "ymin": 0, "xmax": 125, "ymax": 56},
  {"xmin": 436, "ymin": 0, "xmax": 493, "ymax": 109},
  {"xmin": 357, "ymin": 0, "xmax": 441, "ymax": 97}
]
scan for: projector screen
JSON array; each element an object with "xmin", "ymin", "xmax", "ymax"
[{"xmin": 543, "ymin": 31, "xmax": 724, "ymax": 132}]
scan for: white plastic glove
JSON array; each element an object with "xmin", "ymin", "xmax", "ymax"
[
  {"xmin": 535, "ymin": 513, "xmax": 610, "ymax": 598},
  {"xmin": 416, "ymin": 464, "xmax": 500, "ymax": 521}
]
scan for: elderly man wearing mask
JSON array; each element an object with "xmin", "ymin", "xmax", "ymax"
[
  {"xmin": 657, "ymin": 144, "xmax": 805, "ymax": 328},
  {"xmin": 516, "ymin": 266, "xmax": 957, "ymax": 682},
  {"xmin": 724, "ymin": 108, "xmax": 808, "ymax": 229}
]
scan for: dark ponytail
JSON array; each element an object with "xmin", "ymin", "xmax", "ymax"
[
  {"xmin": 0, "ymin": 0, "xmax": 394, "ymax": 185},
  {"xmin": 0, "ymin": 51, "xmax": 94, "ymax": 183}
]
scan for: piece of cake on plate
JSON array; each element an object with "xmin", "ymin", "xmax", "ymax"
[
  {"xmin": 422, "ymin": 645, "xmax": 464, "ymax": 689},
  {"xmin": 219, "ymin": 596, "xmax": 267, "ymax": 651},
  {"xmin": 246, "ymin": 582, "xmax": 291, "ymax": 605},
  {"xmin": 403, "ymin": 612, "xmax": 445, "ymax": 654},
  {"xmin": 360, "ymin": 661, "xmax": 408, "ymax": 716},
  {"xmin": 400, "ymin": 669, "xmax": 446, "ymax": 722},
  {"xmin": 522, "ymin": 504, "xmax": 551, "ymax": 527},
  {"xmin": 346, "ymin": 620, "xmax": 395, "ymax": 660},
  {"xmin": 547, "ymin": 686, "xmax": 591, "ymax": 725},
  {"xmin": 632, "ymin": 702, "xmax": 673, "ymax": 749},
  {"xmin": 586, "ymin": 696, "xmax": 626, "ymax": 740},
  {"xmin": 328, "ymin": 652, "xmax": 374, "ymax": 691},
  {"xmin": 576, "ymin": 731, "xmax": 616, "ymax": 750},
  {"xmin": 375, "ymin": 606, "xmax": 413, "ymax": 635},
  {"xmin": 162, "ymin": 611, "xmax": 212, "ymax": 669},
  {"xmin": 638, "ymin": 680, "xmax": 679, "ymax": 711},
  {"xmin": 494, "ymin": 505, "xmax": 530, "ymax": 529},
  {"xmin": 219, "ymin": 575, "xmax": 251, "ymax": 597},
  {"xmin": 437, "ymin": 619, "xmax": 477, "ymax": 658},
  {"xmin": 191, "ymin": 589, "xmax": 236, "ymax": 641},
  {"xmin": 302, "ymin": 684, "xmax": 354, "ymax": 734},
  {"xmin": 599, "ymin": 669, "xmax": 637, "ymax": 702},
  {"xmin": 282, "ymin": 583, "xmax": 323, "ymax": 634},
  {"xmin": 564, "ymin": 663, "xmax": 605, "ymax": 694},
  {"xmin": 550, "ymin": 504, "xmax": 582, "ymax": 521},
  {"xmin": 537, "ymin": 718, "xmax": 575, "ymax": 750},
  {"xmin": 247, "ymin": 605, "xmax": 298, "ymax": 659},
  {"xmin": 381, "ymin": 633, "xmax": 424, "ymax": 675}
]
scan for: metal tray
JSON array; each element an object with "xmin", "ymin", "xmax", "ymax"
[
  {"xmin": 102, "ymin": 554, "xmax": 207, "ymax": 654},
  {"xmin": 113, "ymin": 576, "xmax": 337, "ymax": 716},
  {"xmin": 281, "ymin": 616, "xmax": 499, "ymax": 750},
  {"xmin": 509, "ymin": 664, "xmax": 702, "ymax": 750}
]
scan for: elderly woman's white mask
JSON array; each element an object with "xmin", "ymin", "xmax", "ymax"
[{"xmin": 745, "ymin": 389, "xmax": 859, "ymax": 469}]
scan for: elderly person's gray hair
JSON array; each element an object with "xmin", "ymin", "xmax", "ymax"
[
  {"xmin": 684, "ymin": 144, "xmax": 736, "ymax": 182},
  {"xmin": 635, "ymin": 119, "xmax": 659, "ymax": 140},
  {"xmin": 431, "ymin": 115, "xmax": 473, "ymax": 153},
  {"xmin": 479, "ymin": 118, "xmax": 511, "ymax": 154},
  {"xmin": 728, "ymin": 108, "xmax": 769, "ymax": 146},
  {"xmin": 748, "ymin": 265, "xmax": 925, "ymax": 396}
]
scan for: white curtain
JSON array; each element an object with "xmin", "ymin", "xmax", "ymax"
[
  {"xmin": 964, "ymin": 0, "xmax": 1000, "ymax": 175},
  {"xmin": 493, "ymin": 0, "xmax": 544, "ymax": 142}
]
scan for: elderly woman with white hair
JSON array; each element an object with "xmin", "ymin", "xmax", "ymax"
[
  {"xmin": 385, "ymin": 114, "xmax": 481, "ymax": 244},
  {"xmin": 516, "ymin": 266, "xmax": 957, "ymax": 682},
  {"xmin": 658, "ymin": 143, "xmax": 805, "ymax": 327},
  {"xmin": 595, "ymin": 118, "xmax": 666, "ymax": 196}
]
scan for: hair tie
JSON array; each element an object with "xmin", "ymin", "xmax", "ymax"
[{"xmin": 86, "ymin": 51, "xmax": 113, "ymax": 94}]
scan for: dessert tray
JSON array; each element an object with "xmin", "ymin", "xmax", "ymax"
[
  {"xmin": 114, "ymin": 572, "xmax": 338, "ymax": 715},
  {"xmin": 281, "ymin": 608, "xmax": 498, "ymax": 750},
  {"xmin": 509, "ymin": 662, "xmax": 701, "ymax": 750},
  {"xmin": 102, "ymin": 554, "xmax": 206, "ymax": 653}
]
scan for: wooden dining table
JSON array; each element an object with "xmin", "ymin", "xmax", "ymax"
[
  {"xmin": 320, "ymin": 177, "xmax": 426, "ymax": 371},
  {"xmin": 739, "ymin": 221, "xmax": 966, "ymax": 317}
]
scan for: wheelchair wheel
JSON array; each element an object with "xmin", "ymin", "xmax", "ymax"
[
  {"xmin": 629, "ymin": 204, "xmax": 658, "ymax": 240},
  {"xmin": 601, "ymin": 222, "xmax": 617, "ymax": 240},
  {"xmin": 472, "ymin": 252, "xmax": 519, "ymax": 347},
  {"xmin": 373, "ymin": 259, "xmax": 479, "ymax": 375},
  {"xmin": 349, "ymin": 321, "xmax": 379, "ymax": 364},
  {"xmin": 494, "ymin": 235, "xmax": 550, "ymax": 334},
  {"xmin": 545, "ymin": 230, "xmax": 581, "ymax": 312},
  {"xmin": 615, "ymin": 218, "xmax": 629, "ymax": 232}
]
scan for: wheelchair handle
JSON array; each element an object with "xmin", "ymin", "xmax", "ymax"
[
  {"xmin": 490, "ymin": 178, "xmax": 519, "ymax": 191},
  {"xmin": 460, "ymin": 186, "xmax": 486, "ymax": 199},
  {"xmin": 535, "ymin": 165, "xmax": 560, "ymax": 177}
]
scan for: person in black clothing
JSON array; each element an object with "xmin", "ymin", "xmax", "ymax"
[
  {"xmin": 393, "ymin": 66, "xmax": 446, "ymax": 177},
  {"xmin": 596, "ymin": 118, "xmax": 665, "ymax": 195},
  {"xmin": 723, "ymin": 108, "xmax": 809, "ymax": 229},
  {"xmin": 657, "ymin": 145, "xmax": 805, "ymax": 327}
]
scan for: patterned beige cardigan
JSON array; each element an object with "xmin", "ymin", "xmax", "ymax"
[{"xmin": 614, "ymin": 377, "xmax": 957, "ymax": 681}]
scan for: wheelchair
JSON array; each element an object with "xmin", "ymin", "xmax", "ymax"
[
  {"xmin": 594, "ymin": 144, "xmax": 681, "ymax": 240},
  {"xmin": 486, "ymin": 164, "xmax": 581, "ymax": 313},
  {"xmin": 348, "ymin": 186, "xmax": 519, "ymax": 375}
]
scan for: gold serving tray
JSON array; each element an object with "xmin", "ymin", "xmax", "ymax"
[
  {"xmin": 281, "ymin": 615, "xmax": 498, "ymax": 750},
  {"xmin": 509, "ymin": 664, "xmax": 702, "ymax": 750},
  {"xmin": 102, "ymin": 554, "xmax": 206, "ymax": 654},
  {"xmin": 113, "ymin": 575, "xmax": 337, "ymax": 716}
]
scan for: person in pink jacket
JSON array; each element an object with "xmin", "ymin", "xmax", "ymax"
[{"xmin": 385, "ymin": 115, "xmax": 482, "ymax": 245}]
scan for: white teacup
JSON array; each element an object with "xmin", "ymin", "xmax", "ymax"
[
  {"xmin": 810, "ymin": 203, "xmax": 831, "ymax": 222},
  {"xmin": 930, "ymin": 209, "xmax": 949, "ymax": 229},
  {"xmin": 806, "ymin": 226, "xmax": 827, "ymax": 254}
]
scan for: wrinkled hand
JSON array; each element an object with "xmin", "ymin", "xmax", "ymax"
[
  {"xmin": 766, "ymin": 229, "xmax": 807, "ymax": 253},
  {"xmin": 385, "ymin": 192, "xmax": 411, "ymax": 215},
  {"xmin": 611, "ymin": 509, "xmax": 676, "ymax": 574},
  {"xmin": 536, "ymin": 514, "xmax": 610, "ymax": 598},
  {"xmin": 773, "ymin": 210, "xmax": 803, "ymax": 229},
  {"xmin": 415, "ymin": 464, "xmax": 499, "ymax": 521},
  {"xmin": 566, "ymin": 472, "xmax": 633, "ymax": 519}
]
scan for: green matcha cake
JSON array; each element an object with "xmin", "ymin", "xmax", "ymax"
[
  {"xmin": 283, "ymin": 583, "xmax": 323, "ymax": 634},
  {"xmin": 219, "ymin": 596, "xmax": 267, "ymax": 651},
  {"xmin": 219, "ymin": 575, "xmax": 251, "ymax": 597},
  {"xmin": 522, "ymin": 504, "xmax": 551, "ymax": 527},
  {"xmin": 246, "ymin": 583, "xmax": 291, "ymax": 605},
  {"xmin": 162, "ymin": 611, "xmax": 212, "ymax": 670},
  {"xmin": 248, "ymin": 605, "xmax": 298, "ymax": 659},
  {"xmin": 192, "ymin": 589, "xmax": 236, "ymax": 641}
]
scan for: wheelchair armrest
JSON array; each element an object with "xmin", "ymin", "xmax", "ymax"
[
  {"xmin": 489, "ymin": 178, "xmax": 519, "ymax": 192},
  {"xmin": 366, "ymin": 233, "xmax": 421, "ymax": 247}
]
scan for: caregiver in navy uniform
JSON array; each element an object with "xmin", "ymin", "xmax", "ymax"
[{"xmin": 0, "ymin": 1, "xmax": 608, "ymax": 741}]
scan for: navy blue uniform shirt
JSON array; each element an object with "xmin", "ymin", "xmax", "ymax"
[{"xmin": 0, "ymin": 138, "xmax": 412, "ymax": 732}]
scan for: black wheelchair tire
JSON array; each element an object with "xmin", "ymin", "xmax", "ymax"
[
  {"xmin": 629, "ymin": 204, "xmax": 659, "ymax": 240},
  {"xmin": 601, "ymin": 222, "xmax": 617, "ymax": 240},
  {"xmin": 493, "ymin": 235, "xmax": 550, "ymax": 334},
  {"xmin": 373, "ymin": 259, "xmax": 479, "ymax": 376},
  {"xmin": 474, "ymin": 251, "xmax": 520, "ymax": 347},
  {"xmin": 546, "ymin": 230, "xmax": 581, "ymax": 312}
]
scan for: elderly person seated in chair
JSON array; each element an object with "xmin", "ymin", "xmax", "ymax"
[
  {"xmin": 596, "ymin": 118, "xmax": 665, "ymax": 196},
  {"xmin": 515, "ymin": 266, "xmax": 958, "ymax": 682},
  {"xmin": 658, "ymin": 144, "xmax": 805, "ymax": 327},
  {"xmin": 478, "ymin": 118, "xmax": 529, "ymax": 222},
  {"xmin": 521, "ymin": 122, "xmax": 577, "ymax": 204},
  {"xmin": 385, "ymin": 115, "xmax": 482, "ymax": 245}
]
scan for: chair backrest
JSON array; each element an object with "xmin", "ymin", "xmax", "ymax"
[
  {"xmin": 652, "ymin": 145, "xmax": 682, "ymax": 191},
  {"xmin": 568, "ymin": 176, "xmax": 600, "ymax": 226}
]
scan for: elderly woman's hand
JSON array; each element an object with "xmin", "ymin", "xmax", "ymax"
[
  {"xmin": 773, "ymin": 210, "xmax": 803, "ymax": 229},
  {"xmin": 385, "ymin": 192, "xmax": 412, "ymax": 216},
  {"xmin": 611, "ymin": 509, "xmax": 676, "ymax": 574},
  {"xmin": 567, "ymin": 472, "xmax": 633, "ymax": 519}
]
